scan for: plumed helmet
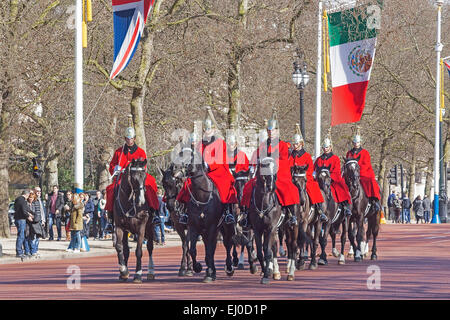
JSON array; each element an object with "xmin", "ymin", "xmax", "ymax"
[
  {"xmin": 228, "ymin": 134, "xmax": 237, "ymax": 146},
  {"xmin": 124, "ymin": 127, "xmax": 136, "ymax": 139},
  {"xmin": 204, "ymin": 118, "xmax": 213, "ymax": 131},
  {"xmin": 267, "ymin": 118, "xmax": 277, "ymax": 130},
  {"xmin": 352, "ymin": 125, "xmax": 362, "ymax": 144},
  {"xmin": 293, "ymin": 123, "xmax": 304, "ymax": 144},
  {"xmin": 322, "ymin": 127, "xmax": 332, "ymax": 148}
]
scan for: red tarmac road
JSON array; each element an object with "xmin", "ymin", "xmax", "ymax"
[{"xmin": 0, "ymin": 224, "xmax": 449, "ymax": 300}]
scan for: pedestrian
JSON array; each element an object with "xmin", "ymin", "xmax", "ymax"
[
  {"xmin": 67, "ymin": 193, "xmax": 84, "ymax": 253},
  {"xmin": 83, "ymin": 193, "xmax": 94, "ymax": 239},
  {"xmin": 92, "ymin": 190, "xmax": 102, "ymax": 240},
  {"xmin": 387, "ymin": 190, "xmax": 396, "ymax": 221},
  {"xmin": 98, "ymin": 192, "xmax": 107, "ymax": 239},
  {"xmin": 29, "ymin": 187, "xmax": 46, "ymax": 258},
  {"xmin": 154, "ymin": 189, "xmax": 169, "ymax": 245},
  {"xmin": 402, "ymin": 193, "xmax": 412, "ymax": 224},
  {"xmin": 46, "ymin": 185, "xmax": 64, "ymax": 241},
  {"xmin": 413, "ymin": 195, "xmax": 425, "ymax": 224},
  {"xmin": 63, "ymin": 191, "xmax": 73, "ymax": 241},
  {"xmin": 393, "ymin": 193, "xmax": 402, "ymax": 223},
  {"xmin": 423, "ymin": 194, "xmax": 431, "ymax": 223},
  {"xmin": 13, "ymin": 190, "xmax": 34, "ymax": 259}
]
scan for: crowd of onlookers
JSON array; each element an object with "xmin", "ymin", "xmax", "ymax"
[
  {"xmin": 12, "ymin": 185, "xmax": 171, "ymax": 260},
  {"xmin": 13, "ymin": 186, "xmax": 111, "ymax": 259},
  {"xmin": 387, "ymin": 191, "xmax": 432, "ymax": 224}
]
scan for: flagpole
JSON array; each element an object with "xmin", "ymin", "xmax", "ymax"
[
  {"xmin": 432, "ymin": 0, "xmax": 443, "ymax": 223},
  {"xmin": 74, "ymin": 0, "xmax": 84, "ymax": 193},
  {"xmin": 315, "ymin": 0, "xmax": 323, "ymax": 160}
]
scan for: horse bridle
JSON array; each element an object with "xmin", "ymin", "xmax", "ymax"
[
  {"xmin": 116, "ymin": 164, "xmax": 147, "ymax": 218},
  {"xmin": 185, "ymin": 150, "xmax": 213, "ymax": 207},
  {"xmin": 252, "ymin": 159, "xmax": 277, "ymax": 217},
  {"xmin": 344, "ymin": 160, "xmax": 361, "ymax": 199}
]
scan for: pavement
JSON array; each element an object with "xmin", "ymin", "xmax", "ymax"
[{"xmin": 0, "ymin": 227, "xmax": 182, "ymax": 265}]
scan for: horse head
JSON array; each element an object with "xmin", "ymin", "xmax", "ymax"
[
  {"xmin": 316, "ymin": 165, "xmax": 332, "ymax": 194},
  {"xmin": 233, "ymin": 169, "xmax": 250, "ymax": 204},
  {"xmin": 127, "ymin": 158, "xmax": 148, "ymax": 208},
  {"xmin": 343, "ymin": 158, "xmax": 361, "ymax": 191},
  {"xmin": 256, "ymin": 157, "xmax": 277, "ymax": 192},
  {"xmin": 161, "ymin": 164, "xmax": 182, "ymax": 212}
]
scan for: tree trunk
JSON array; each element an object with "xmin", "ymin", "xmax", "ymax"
[
  {"xmin": 424, "ymin": 158, "xmax": 433, "ymax": 198},
  {"xmin": 0, "ymin": 142, "xmax": 10, "ymax": 238},
  {"xmin": 227, "ymin": 59, "xmax": 242, "ymax": 129},
  {"xmin": 408, "ymin": 136, "xmax": 417, "ymax": 201},
  {"xmin": 97, "ymin": 116, "xmax": 117, "ymax": 192}
]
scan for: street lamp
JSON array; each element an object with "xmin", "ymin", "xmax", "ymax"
[{"xmin": 292, "ymin": 58, "xmax": 310, "ymax": 140}]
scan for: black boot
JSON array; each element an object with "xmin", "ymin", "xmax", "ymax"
[
  {"xmin": 224, "ymin": 205, "xmax": 235, "ymax": 225},
  {"xmin": 286, "ymin": 206, "xmax": 297, "ymax": 226},
  {"xmin": 315, "ymin": 203, "xmax": 328, "ymax": 222},
  {"xmin": 179, "ymin": 213, "xmax": 188, "ymax": 225},
  {"xmin": 152, "ymin": 212, "xmax": 161, "ymax": 225},
  {"xmin": 371, "ymin": 198, "xmax": 381, "ymax": 213}
]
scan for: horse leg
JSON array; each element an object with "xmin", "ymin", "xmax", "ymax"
[
  {"xmin": 232, "ymin": 244, "xmax": 239, "ymax": 268},
  {"xmin": 188, "ymin": 228, "xmax": 202, "ymax": 275},
  {"xmin": 203, "ymin": 228, "xmax": 218, "ymax": 283},
  {"xmin": 318, "ymin": 221, "xmax": 330, "ymax": 266},
  {"xmin": 272, "ymin": 237, "xmax": 281, "ymax": 281},
  {"xmin": 354, "ymin": 220, "xmax": 364, "ymax": 262},
  {"xmin": 278, "ymin": 228, "xmax": 286, "ymax": 257},
  {"xmin": 338, "ymin": 218, "xmax": 348, "ymax": 265},
  {"xmin": 286, "ymin": 226, "xmax": 298, "ymax": 281},
  {"xmin": 330, "ymin": 227, "xmax": 339, "ymax": 258},
  {"xmin": 370, "ymin": 214, "xmax": 380, "ymax": 260},
  {"xmin": 246, "ymin": 231, "xmax": 258, "ymax": 274},
  {"xmin": 254, "ymin": 229, "xmax": 265, "ymax": 281},
  {"xmin": 176, "ymin": 225, "xmax": 188, "ymax": 276},
  {"xmin": 309, "ymin": 221, "xmax": 319, "ymax": 270},
  {"xmin": 146, "ymin": 231, "xmax": 155, "ymax": 280},
  {"xmin": 347, "ymin": 220, "xmax": 357, "ymax": 258},
  {"xmin": 261, "ymin": 230, "xmax": 273, "ymax": 284},
  {"xmin": 222, "ymin": 225, "xmax": 235, "ymax": 277},
  {"xmin": 115, "ymin": 227, "xmax": 129, "ymax": 282},
  {"xmin": 133, "ymin": 224, "xmax": 146, "ymax": 283}
]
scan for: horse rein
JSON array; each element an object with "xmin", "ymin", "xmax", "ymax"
[{"xmin": 116, "ymin": 165, "xmax": 147, "ymax": 218}]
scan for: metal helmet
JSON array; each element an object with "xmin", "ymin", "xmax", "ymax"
[
  {"xmin": 352, "ymin": 134, "xmax": 361, "ymax": 144},
  {"xmin": 267, "ymin": 118, "xmax": 277, "ymax": 130},
  {"xmin": 322, "ymin": 137, "xmax": 332, "ymax": 148},
  {"xmin": 227, "ymin": 134, "xmax": 237, "ymax": 146},
  {"xmin": 204, "ymin": 118, "xmax": 213, "ymax": 131},
  {"xmin": 293, "ymin": 123, "xmax": 304, "ymax": 145},
  {"xmin": 124, "ymin": 127, "xmax": 136, "ymax": 139},
  {"xmin": 189, "ymin": 132, "xmax": 199, "ymax": 144}
]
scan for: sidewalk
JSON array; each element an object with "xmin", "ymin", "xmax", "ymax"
[{"xmin": 0, "ymin": 228, "xmax": 181, "ymax": 264}]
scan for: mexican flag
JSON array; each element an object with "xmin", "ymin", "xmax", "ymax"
[{"xmin": 327, "ymin": 0, "xmax": 382, "ymax": 126}]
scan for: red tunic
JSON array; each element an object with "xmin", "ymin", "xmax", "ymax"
[
  {"xmin": 227, "ymin": 149, "xmax": 249, "ymax": 173},
  {"xmin": 176, "ymin": 137, "xmax": 238, "ymax": 204},
  {"xmin": 314, "ymin": 152, "xmax": 351, "ymax": 204},
  {"xmin": 290, "ymin": 149, "xmax": 324, "ymax": 204},
  {"xmin": 241, "ymin": 139, "xmax": 300, "ymax": 207},
  {"xmin": 346, "ymin": 147, "xmax": 380, "ymax": 199},
  {"xmin": 105, "ymin": 144, "xmax": 159, "ymax": 211}
]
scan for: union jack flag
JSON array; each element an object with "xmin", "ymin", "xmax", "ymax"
[
  {"xmin": 444, "ymin": 60, "xmax": 450, "ymax": 78},
  {"xmin": 110, "ymin": 0, "xmax": 155, "ymax": 80}
]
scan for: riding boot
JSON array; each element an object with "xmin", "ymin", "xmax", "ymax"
[
  {"xmin": 224, "ymin": 204, "xmax": 236, "ymax": 225},
  {"xmin": 371, "ymin": 198, "xmax": 381, "ymax": 213},
  {"xmin": 179, "ymin": 213, "xmax": 188, "ymax": 225},
  {"xmin": 342, "ymin": 201, "xmax": 352, "ymax": 217},
  {"xmin": 315, "ymin": 203, "xmax": 328, "ymax": 222},
  {"xmin": 152, "ymin": 211, "xmax": 161, "ymax": 225}
]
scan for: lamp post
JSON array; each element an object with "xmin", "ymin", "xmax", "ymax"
[{"xmin": 292, "ymin": 56, "xmax": 310, "ymax": 140}]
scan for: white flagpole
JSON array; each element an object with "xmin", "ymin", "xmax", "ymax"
[
  {"xmin": 432, "ymin": 0, "xmax": 443, "ymax": 223},
  {"xmin": 74, "ymin": 0, "xmax": 84, "ymax": 193},
  {"xmin": 315, "ymin": 1, "xmax": 323, "ymax": 160}
]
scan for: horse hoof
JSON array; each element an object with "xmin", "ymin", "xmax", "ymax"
[
  {"xmin": 250, "ymin": 265, "xmax": 258, "ymax": 275},
  {"xmin": 202, "ymin": 276, "xmax": 215, "ymax": 283},
  {"xmin": 133, "ymin": 275, "xmax": 142, "ymax": 284},
  {"xmin": 332, "ymin": 248, "xmax": 340, "ymax": 258},
  {"xmin": 354, "ymin": 256, "xmax": 362, "ymax": 262},
  {"xmin": 119, "ymin": 274, "xmax": 129, "ymax": 282},
  {"xmin": 371, "ymin": 254, "xmax": 377, "ymax": 261},
  {"xmin": 296, "ymin": 261, "xmax": 306, "ymax": 270},
  {"xmin": 185, "ymin": 270, "xmax": 194, "ymax": 277},
  {"xmin": 193, "ymin": 262, "xmax": 202, "ymax": 273},
  {"xmin": 233, "ymin": 259, "xmax": 239, "ymax": 268},
  {"xmin": 178, "ymin": 269, "xmax": 187, "ymax": 277},
  {"xmin": 147, "ymin": 274, "xmax": 155, "ymax": 281},
  {"xmin": 226, "ymin": 268, "xmax": 234, "ymax": 277},
  {"xmin": 318, "ymin": 259, "xmax": 328, "ymax": 266},
  {"xmin": 238, "ymin": 263, "xmax": 245, "ymax": 270},
  {"xmin": 273, "ymin": 272, "xmax": 281, "ymax": 280},
  {"xmin": 279, "ymin": 250, "xmax": 286, "ymax": 257},
  {"xmin": 287, "ymin": 275, "xmax": 295, "ymax": 281},
  {"xmin": 338, "ymin": 259, "xmax": 345, "ymax": 265},
  {"xmin": 347, "ymin": 253, "xmax": 354, "ymax": 258},
  {"xmin": 309, "ymin": 263, "xmax": 318, "ymax": 270},
  {"xmin": 260, "ymin": 277, "xmax": 270, "ymax": 285}
]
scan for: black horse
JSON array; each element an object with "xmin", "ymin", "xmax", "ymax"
[
  {"xmin": 292, "ymin": 164, "xmax": 327, "ymax": 270},
  {"xmin": 315, "ymin": 165, "xmax": 348, "ymax": 265},
  {"xmin": 342, "ymin": 158, "xmax": 380, "ymax": 261},
  {"xmin": 185, "ymin": 150, "xmax": 236, "ymax": 283},
  {"xmin": 232, "ymin": 169, "xmax": 258, "ymax": 274},
  {"xmin": 248, "ymin": 157, "xmax": 284, "ymax": 284},
  {"xmin": 160, "ymin": 163, "xmax": 193, "ymax": 276},
  {"xmin": 113, "ymin": 158, "xmax": 156, "ymax": 283}
]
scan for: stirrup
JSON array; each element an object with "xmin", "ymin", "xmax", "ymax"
[
  {"xmin": 152, "ymin": 215, "xmax": 161, "ymax": 225},
  {"xmin": 344, "ymin": 207, "xmax": 352, "ymax": 217},
  {"xmin": 288, "ymin": 215, "xmax": 298, "ymax": 226},
  {"xmin": 320, "ymin": 213, "xmax": 328, "ymax": 222},
  {"xmin": 238, "ymin": 213, "xmax": 248, "ymax": 228},
  {"xmin": 224, "ymin": 213, "xmax": 235, "ymax": 225},
  {"xmin": 179, "ymin": 214, "xmax": 188, "ymax": 225}
]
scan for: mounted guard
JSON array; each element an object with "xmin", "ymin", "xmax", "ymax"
[
  {"xmin": 314, "ymin": 131, "xmax": 352, "ymax": 217},
  {"xmin": 105, "ymin": 118, "xmax": 160, "ymax": 224},
  {"xmin": 345, "ymin": 127, "xmax": 381, "ymax": 213}
]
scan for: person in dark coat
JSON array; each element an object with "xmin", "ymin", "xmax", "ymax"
[
  {"xmin": 46, "ymin": 185, "xmax": 65, "ymax": 241},
  {"xmin": 83, "ymin": 193, "xmax": 95, "ymax": 239},
  {"xmin": 423, "ymin": 195, "xmax": 431, "ymax": 223},
  {"xmin": 14, "ymin": 190, "xmax": 34, "ymax": 259},
  {"xmin": 28, "ymin": 187, "xmax": 46, "ymax": 258},
  {"xmin": 402, "ymin": 194, "xmax": 412, "ymax": 224},
  {"xmin": 413, "ymin": 195, "xmax": 425, "ymax": 224}
]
